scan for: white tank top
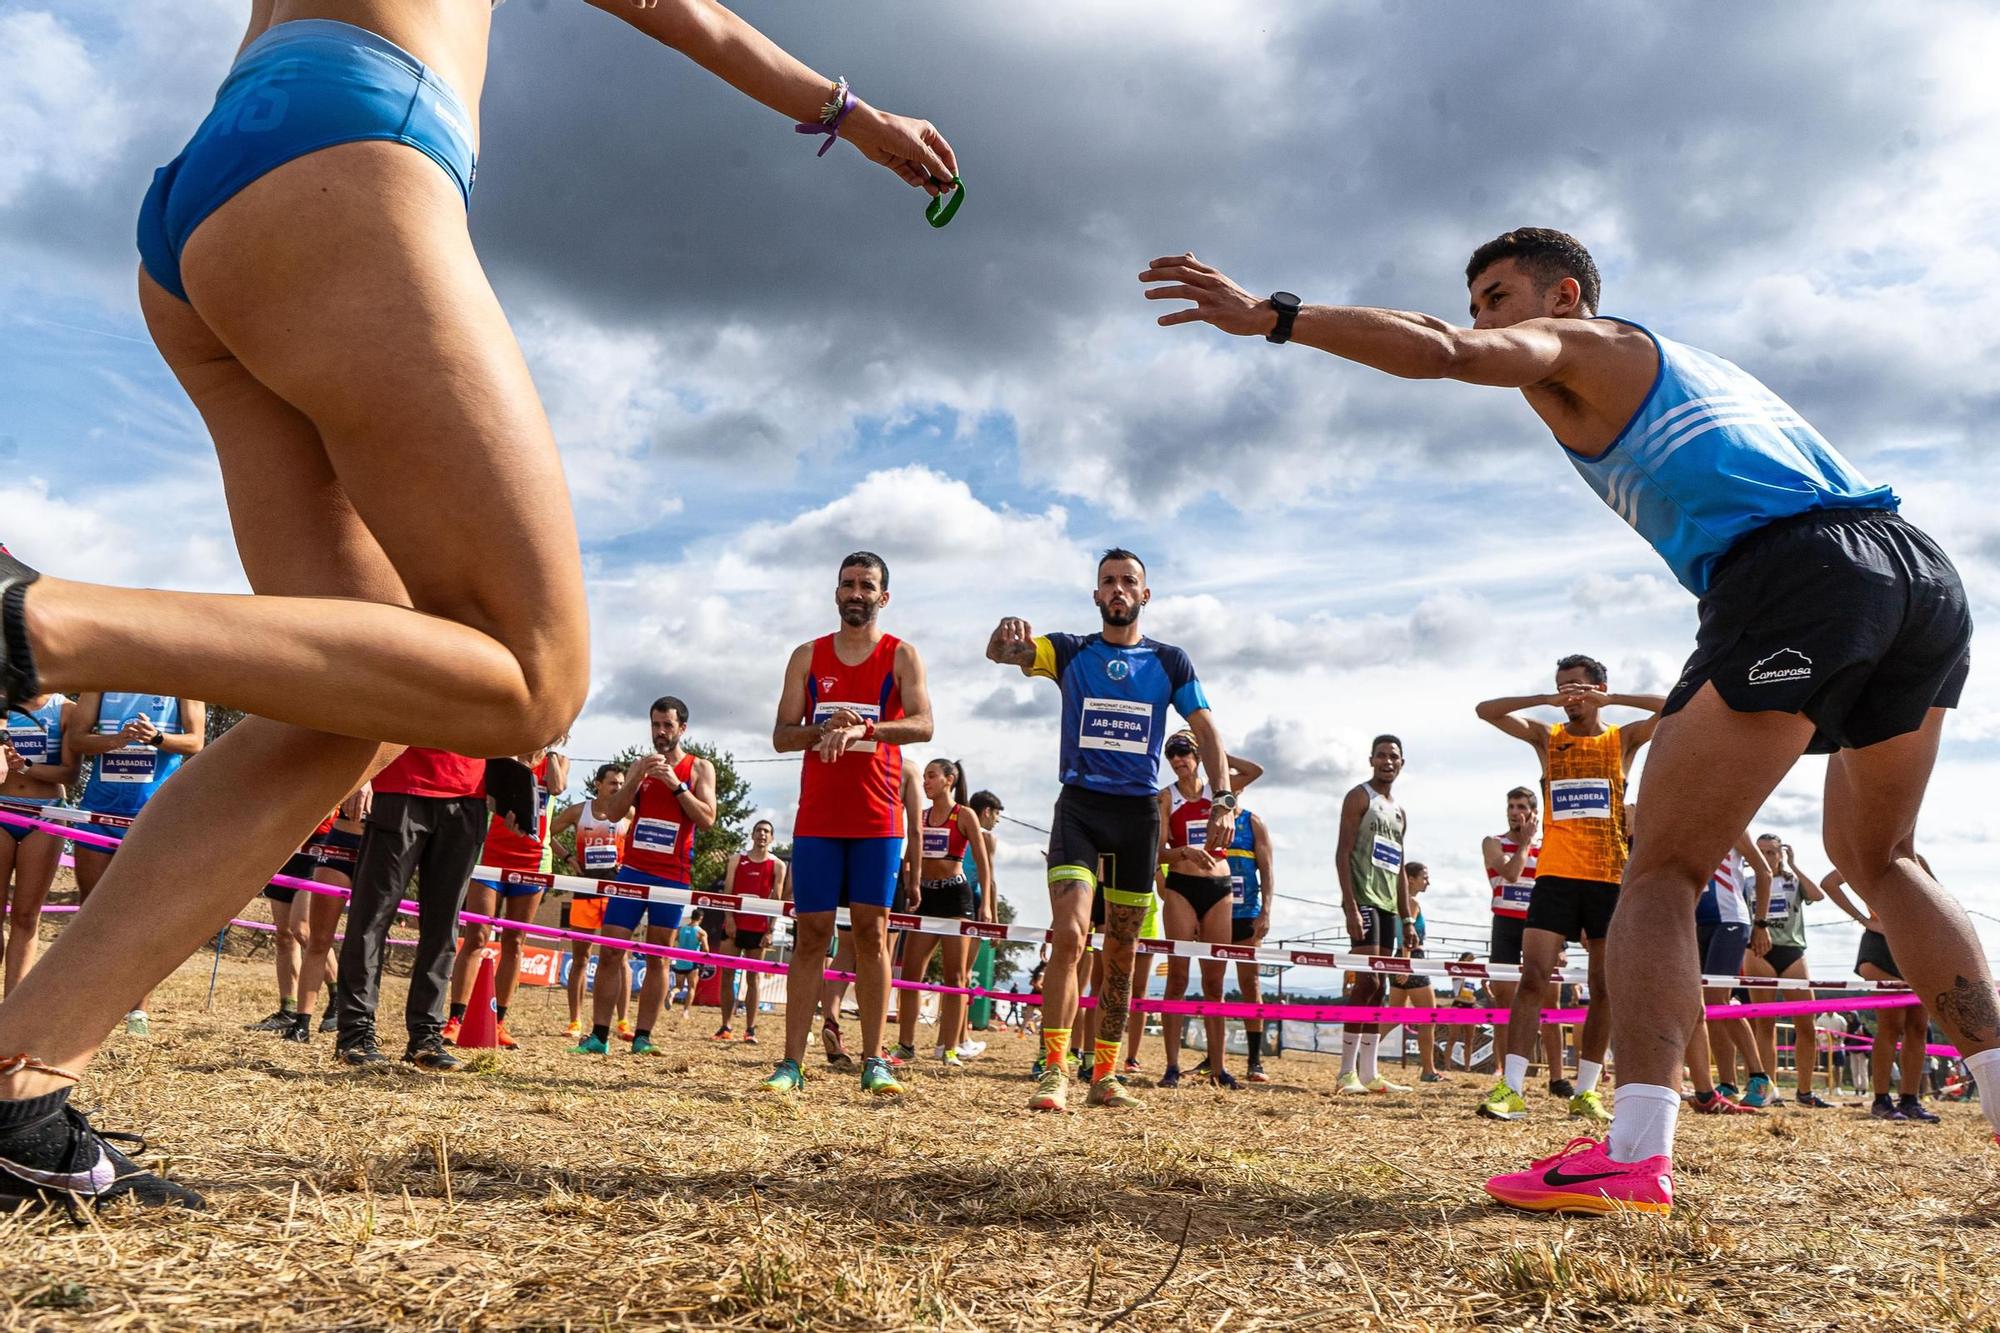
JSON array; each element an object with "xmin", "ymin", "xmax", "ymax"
[{"xmin": 576, "ymin": 799, "xmax": 628, "ymax": 876}]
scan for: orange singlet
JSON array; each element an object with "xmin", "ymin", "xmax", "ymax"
[{"xmin": 1536, "ymin": 723, "xmax": 1627, "ymax": 883}]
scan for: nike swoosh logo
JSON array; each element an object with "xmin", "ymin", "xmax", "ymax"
[
  {"xmin": 1, "ymin": 1147, "xmax": 118, "ymax": 1195},
  {"xmin": 1542, "ymin": 1167, "xmax": 1625, "ymax": 1187}
]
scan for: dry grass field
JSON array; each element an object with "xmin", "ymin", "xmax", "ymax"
[{"xmin": 2, "ymin": 914, "xmax": 1999, "ymax": 1331}]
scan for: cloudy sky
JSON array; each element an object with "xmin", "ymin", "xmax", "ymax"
[{"xmin": 5, "ymin": 1, "xmax": 2000, "ymax": 976}]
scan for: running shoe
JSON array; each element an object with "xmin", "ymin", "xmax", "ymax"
[
  {"xmin": 1693, "ymin": 1090, "xmax": 1757, "ymax": 1115},
  {"xmin": 124, "ymin": 1011, "xmax": 150, "ymax": 1038},
  {"xmin": 1568, "ymin": 1090, "xmax": 1612, "ymax": 1125},
  {"xmin": 1124, "ymin": 1057, "xmax": 1143, "ymax": 1076},
  {"xmin": 1337, "ymin": 1071, "xmax": 1371, "ymax": 1096},
  {"xmin": 886, "ymin": 1043, "xmax": 915, "ymax": 1068},
  {"xmin": 245, "ymin": 1008, "xmax": 294, "ymax": 1033},
  {"xmin": 759, "ymin": 1059, "xmax": 804, "ymax": 1094},
  {"xmin": 742, "ymin": 1031, "xmax": 759, "ymax": 1046},
  {"xmin": 283, "ymin": 1013, "xmax": 312, "ymax": 1044},
  {"xmin": 1740, "ymin": 1074, "xmax": 1774, "ymax": 1108},
  {"xmin": 1159, "ymin": 1066, "xmax": 1183, "ymax": 1089},
  {"xmin": 569, "ymin": 1034, "xmax": 610, "ymax": 1056},
  {"xmin": 939, "ymin": 1048, "xmax": 965, "ymax": 1071},
  {"xmin": 615, "ymin": 1018, "xmax": 636, "ymax": 1041},
  {"xmin": 0, "ymin": 547, "xmax": 42, "ymax": 714},
  {"xmin": 440, "ymin": 1017, "xmax": 462, "ymax": 1047},
  {"xmin": 1715, "ymin": 1082, "xmax": 1740, "ymax": 1101},
  {"xmin": 1213, "ymin": 1069, "xmax": 1242, "ymax": 1091},
  {"xmin": 958, "ymin": 1040, "xmax": 986, "ymax": 1058},
  {"xmin": 319, "ymin": 1010, "xmax": 338, "ymax": 1034},
  {"xmin": 631, "ymin": 1035, "xmax": 662, "ymax": 1057},
  {"xmin": 1898, "ymin": 1095, "xmax": 1941, "ymax": 1124},
  {"xmin": 495, "ymin": 1021, "xmax": 519, "ymax": 1051},
  {"xmin": 1031, "ymin": 1056, "xmax": 1047, "ymax": 1079},
  {"xmin": 1477, "ymin": 1080, "xmax": 1528, "ymax": 1120},
  {"xmin": 403, "ymin": 1036, "xmax": 463, "ymax": 1072},
  {"xmin": 1247, "ymin": 1061, "xmax": 1271, "ymax": 1084},
  {"xmin": 0, "ymin": 1098, "xmax": 204, "ymax": 1215},
  {"xmin": 1794, "ymin": 1091, "xmax": 1835, "ymax": 1109},
  {"xmin": 1420, "ymin": 1071, "xmax": 1447, "ymax": 1084},
  {"xmin": 335, "ymin": 1031, "xmax": 389, "ymax": 1067},
  {"xmin": 1191, "ymin": 1057, "xmax": 1211, "ymax": 1077},
  {"xmin": 1028, "ymin": 1068, "xmax": 1068, "ymax": 1112},
  {"xmin": 1483, "ymin": 1137, "xmax": 1673, "ymax": 1216},
  {"xmin": 1869, "ymin": 1093, "xmax": 1907, "ymax": 1121},
  {"xmin": 711, "ymin": 1028, "xmax": 736, "ymax": 1042},
  {"xmin": 860, "ymin": 1056, "xmax": 906, "ymax": 1096},
  {"xmin": 564, "ymin": 1020, "xmax": 584, "ymax": 1039},
  {"xmin": 1086, "ymin": 1075, "xmax": 1142, "ymax": 1109},
  {"xmin": 1365, "ymin": 1075, "xmax": 1411, "ymax": 1094},
  {"xmin": 1548, "ymin": 1078, "xmax": 1577, "ymax": 1099}
]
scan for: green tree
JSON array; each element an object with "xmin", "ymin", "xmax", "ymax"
[{"xmin": 204, "ymin": 704, "xmax": 247, "ymax": 745}]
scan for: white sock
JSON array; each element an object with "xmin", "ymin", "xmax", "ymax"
[
  {"xmin": 1358, "ymin": 1033, "xmax": 1380, "ymax": 1083},
  {"xmin": 1607, "ymin": 1082, "xmax": 1681, "ymax": 1164},
  {"xmin": 1340, "ymin": 1029, "xmax": 1361, "ymax": 1076},
  {"xmin": 1503, "ymin": 1053, "xmax": 1528, "ymax": 1096},
  {"xmin": 1577, "ymin": 1059, "xmax": 1604, "ymax": 1095},
  {"xmin": 1965, "ymin": 1047, "xmax": 2000, "ymax": 1136}
]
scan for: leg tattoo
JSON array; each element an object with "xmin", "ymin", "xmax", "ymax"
[
  {"xmin": 1933, "ymin": 974, "xmax": 2000, "ymax": 1046},
  {"xmin": 1096, "ymin": 903, "xmax": 1143, "ymax": 1047}
]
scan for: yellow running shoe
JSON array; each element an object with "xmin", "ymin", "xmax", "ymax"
[
  {"xmin": 1086, "ymin": 1076, "xmax": 1142, "ymax": 1110},
  {"xmin": 1477, "ymin": 1080, "xmax": 1530, "ymax": 1121},
  {"xmin": 564, "ymin": 1020, "xmax": 584, "ymax": 1039},
  {"xmin": 1365, "ymin": 1075, "xmax": 1411, "ymax": 1094},
  {"xmin": 1028, "ymin": 1067, "xmax": 1069, "ymax": 1112},
  {"xmin": 1337, "ymin": 1071, "xmax": 1369, "ymax": 1095},
  {"xmin": 614, "ymin": 1018, "xmax": 635, "ymax": 1041},
  {"xmin": 1568, "ymin": 1089, "xmax": 1612, "ymax": 1125}
]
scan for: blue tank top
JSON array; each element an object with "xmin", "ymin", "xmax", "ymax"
[
  {"xmin": 79, "ymin": 694, "xmax": 185, "ymax": 816},
  {"xmin": 5, "ymin": 698, "xmax": 66, "ymax": 769},
  {"xmin": 1564, "ymin": 320, "xmax": 1897, "ymax": 595},
  {"xmin": 1226, "ymin": 809, "xmax": 1260, "ymax": 918}
]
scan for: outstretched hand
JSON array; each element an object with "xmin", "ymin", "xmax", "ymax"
[
  {"xmin": 846, "ymin": 105, "xmax": 959, "ymax": 195},
  {"xmin": 1140, "ymin": 253, "xmax": 1274, "ymax": 336}
]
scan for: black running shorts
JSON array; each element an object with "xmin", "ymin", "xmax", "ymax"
[
  {"xmin": 1489, "ymin": 913, "xmax": 1528, "ymax": 966},
  {"xmin": 1047, "ymin": 786, "xmax": 1159, "ymax": 913},
  {"xmin": 1162, "ymin": 871, "xmax": 1231, "ymax": 918},
  {"xmin": 1230, "ymin": 916, "xmax": 1259, "ymax": 944},
  {"xmin": 261, "ymin": 851, "xmax": 318, "ymax": 903},
  {"xmin": 1761, "ymin": 943, "xmax": 1805, "ymax": 975},
  {"xmin": 1664, "ymin": 509, "xmax": 1971, "ymax": 753},
  {"xmin": 1524, "ymin": 875, "xmax": 1619, "ymax": 942},
  {"xmin": 1348, "ymin": 904, "xmax": 1400, "ymax": 951},
  {"xmin": 1856, "ymin": 928, "xmax": 1900, "ymax": 980}
]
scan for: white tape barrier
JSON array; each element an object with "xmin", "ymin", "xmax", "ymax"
[{"xmin": 6, "ymin": 803, "xmax": 1912, "ymax": 995}]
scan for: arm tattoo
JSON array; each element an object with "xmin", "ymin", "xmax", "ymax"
[
  {"xmin": 1932, "ymin": 974, "xmax": 2000, "ymax": 1046},
  {"xmin": 1095, "ymin": 902, "xmax": 1145, "ymax": 1046}
]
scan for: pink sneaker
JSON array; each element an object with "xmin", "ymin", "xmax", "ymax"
[{"xmin": 1484, "ymin": 1137, "xmax": 1674, "ymax": 1216}]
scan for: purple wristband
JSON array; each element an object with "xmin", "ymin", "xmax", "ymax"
[{"xmin": 795, "ymin": 87, "xmax": 855, "ymax": 157}]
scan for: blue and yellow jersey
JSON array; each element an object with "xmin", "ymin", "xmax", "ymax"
[
  {"xmin": 1030, "ymin": 633, "xmax": 1207, "ymax": 798},
  {"xmin": 1226, "ymin": 808, "xmax": 1260, "ymax": 918}
]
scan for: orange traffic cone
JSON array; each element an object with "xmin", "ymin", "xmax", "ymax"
[{"xmin": 457, "ymin": 949, "xmax": 501, "ymax": 1049}]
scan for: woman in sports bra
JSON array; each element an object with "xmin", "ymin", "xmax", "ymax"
[
  {"xmin": 888, "ymin": 758, "xmax": 993, "ymax": 1070},
  {"xmin": 552, "ymin": 762, "xmax": 632, "ymax": 1041},
  {"xmin": 0, "ymin": 0, "xmax": 960, "ymax": 1209},
  {"xmin": 0, "ymin": 694, "xmax": 75, "ymax": 995},
  {"xmin": 1153, "ymin": 731, "xmax": 1262, "ymax": 1089}
]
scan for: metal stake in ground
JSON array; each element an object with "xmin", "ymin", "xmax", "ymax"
[{"xmin": 203, "ymin": 924, "xmax": 229, "ymax": 1012}]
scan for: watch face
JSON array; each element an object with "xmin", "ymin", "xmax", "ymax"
[{"xmin": 1271, "ymin": 291, "xmax": 1301, "ymax": 311}]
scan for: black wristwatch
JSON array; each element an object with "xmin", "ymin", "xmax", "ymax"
[
  {"xmin": 1753, "ymin": 918, "xmax": 1773, "ymax": 929},
  {"xmin": 1265, "ymin": 291, "xmax": 1302, "ymax": 344}
]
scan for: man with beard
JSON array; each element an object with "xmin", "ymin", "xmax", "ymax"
[
  {"xmin": 987, "ymin": 548, "xmax": 1235, "ymax": 1113},
  {"xmin": 761, "ymin": 553, "xmax": 934, "ymax": 1097},
  {"xmin": 1472, "ymin": 657, "xmax": 1661, "ymax": 1125}
]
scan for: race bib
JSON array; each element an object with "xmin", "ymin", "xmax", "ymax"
[
  {"xmin": 1186, "ymin": 823, "xmax": 1208, "ymax": 848},
  {"xmin": 1230, "ymin": 872, "xmax": 1245, "ymax": 904},
  {"xmin": 1548, "ymin": 777, "xmax": 1613, "ymax": 821},
  {"xmin": 5, "ymin": 724, "xmax": 48, "ymax": 764},
  {"xmin": 1767, "ymin": 877, "xmax": 1793, "ymax": 918},
  {"xmin": 99, "ymin": 747, "xmax": 159, "ymax": 785},
  {"xmin": 1500, "ymin": 881, "xmax": 1535, "ymax": 909},
  {"xmin": 632, "ymin": 817, "xmax": 681, "ymax": 857},
  {"xmin": 921, "ymin": 826, "xmax": 951, "ymax": 859},
  {"xmin": 1078, "ymin": 697, "xmax": 1153, "ymax": 754},
  {"xmin": 1370, "ymin": 834, "xmax": 1403, "ymax": 872},
  {"xmin": 811, "ymin": 701, "xmax": 882, "ymax": 753},
  {"xmin": 583, "ymin": 839, "xmax": 619, "ymax": 872}
]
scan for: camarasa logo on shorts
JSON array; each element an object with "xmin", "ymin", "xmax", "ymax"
[{"xmin": 1748, "ymin": 648, "xmax": 1813, "ymax": 685}]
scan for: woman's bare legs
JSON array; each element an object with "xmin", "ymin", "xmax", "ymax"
[
  {"xmin": 492, "ymin": 891, "xmax": 545, "ymax": 1016},
  {"xmin": 449, "ymin": 883, "xmax": 500, "ymax": 1011},
  {"xmin": 895, "ymin": 933, "xmax": 942, "ymax": 1051},
  {"xmin": 294, "ymin": 873, "xmax": 350, "ymax": 1020},
  {"xmin": 2, "ymin": 831, "xmax": 61, "ymax": 994}
]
